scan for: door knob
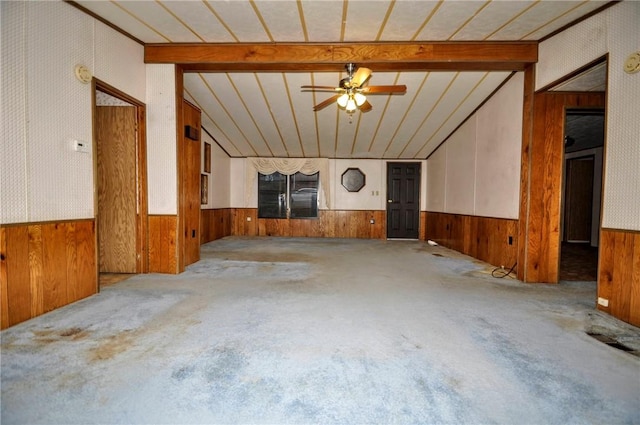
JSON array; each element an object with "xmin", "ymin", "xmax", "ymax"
[{"xmin": 388, "ymin": 199, "xmax": 393, "ymax": 203}]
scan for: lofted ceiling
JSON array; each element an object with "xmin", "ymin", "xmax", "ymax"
[{"xmin": 72, "ymin": 0, "xmax": 612, "ymax": 159}]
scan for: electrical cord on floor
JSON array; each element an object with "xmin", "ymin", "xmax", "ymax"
[{"xmin": 492, "ymin": 262, "xmax": 517, "ymax": 278}]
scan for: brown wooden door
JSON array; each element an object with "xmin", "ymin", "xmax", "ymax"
[
  {"xmin": 96, "ymin": 106, "xmax": 137, "ymax": 273},
  {"xmin": 386, "ymin": 162, "xmax": 421, "ymax": 239},
  {"xmin": 181, "ymin": 101, "xmax": 201, "ymax": 266},
  {"xmin": 564, "ymin": 156, "xmax": 594, "ymax": 242}
]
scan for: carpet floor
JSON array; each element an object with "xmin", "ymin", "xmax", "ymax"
[{"xmin": 1, "ymin": 237, "xmax": 639, "ymax": 424}]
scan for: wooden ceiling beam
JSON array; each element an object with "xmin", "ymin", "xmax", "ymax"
[{"xmin": 145, "ymin": 42, "xmax": 538, "ymax": 72}]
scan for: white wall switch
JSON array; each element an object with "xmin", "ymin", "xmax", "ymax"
[{"xmin": 73, "ymin": 139, "xmax": 90, "ymax": 153}]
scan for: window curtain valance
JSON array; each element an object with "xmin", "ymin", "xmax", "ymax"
[{"xmin": 246, "ymin": 158, "xmax": 330, "ymax": 209}]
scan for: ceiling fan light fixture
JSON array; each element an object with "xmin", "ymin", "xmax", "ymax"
[
  {"xmin": 345, "ymin": 97, "xmax": 357, "ymax": 112},
  {"xmin": 354, "ymin": 92, "xmax": 366, "ymax": 107},
  {"xmin": 337, "ymin": 93, "xmax": 349, "ymax": 108}
]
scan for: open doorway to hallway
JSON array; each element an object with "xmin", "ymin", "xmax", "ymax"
[{"xmin": 560, "ymin": 109, "xmax": 605, "ymax": 281}]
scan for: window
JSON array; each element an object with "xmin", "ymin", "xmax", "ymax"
[{"xmin": 258, "ymin": 172, "xmax": 319, "ymax": 219}]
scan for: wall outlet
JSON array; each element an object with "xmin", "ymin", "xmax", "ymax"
[
  {"xmin": 508, "ymin": 235, "xmax": 513, "ymax": 245},
  {"xmin": 246, "ymin": 216, "xmax": 252, "ymax": 222},
  {"xmin": 370, "ymin": 219, "xmax": 375, "ymax": 224},
  {"xmin": 597, "ymin": 297, "xmax": 609, "ymax": 307}
]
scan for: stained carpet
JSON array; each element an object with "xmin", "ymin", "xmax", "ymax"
[{"xmin": 1, "ymin": 237, "xmax": 639, "ymax": 424}]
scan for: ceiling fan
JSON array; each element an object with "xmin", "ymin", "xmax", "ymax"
[{"xmin": 301, "ymin": 63, "xmax": 407, "ymax": 114}]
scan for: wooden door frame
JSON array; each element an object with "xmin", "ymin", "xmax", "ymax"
[
  {"xmin": 517, "ymin": 59, "xmax": 607, "ymax": 283},
  {"xmin": 92, "ymin": 79, "xmax": 149, "ymax": 274}
]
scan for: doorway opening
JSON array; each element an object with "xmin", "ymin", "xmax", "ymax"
[
  {"xmin": 560, "ymin": 109, "xmax": 604, "ymax": 281},
  {"xmin": 93, "ymin": 80, "xmax": 148, "ymax": 287}
]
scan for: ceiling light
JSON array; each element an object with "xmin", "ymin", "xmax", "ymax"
[
  {"xmin": 345, "ymin": 97, "xmax": 357, "ymax": 112},
  {"xmin": 337, "ymin": 93, "xmax": 349, "ymax": 108},
  {"xmin": 354, "ymin": 92, "xmax": 366, "ymax": 107}
]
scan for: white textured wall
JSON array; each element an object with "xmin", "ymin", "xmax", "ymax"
[
  {"xmin": 229, "ymin": 158, "xmax": 247, "ymax": 208},
  {"xmin": 333, "ymin": 159, "xmax": 384, "ymax": 210},
  {"xmin": 202, "ymin": 133, "xmax": 231, "ymax": 209},
  {"xmin": 444, "ymin": 118, "xmax": 476, "ymax": 215},
  {"xmin": 94, "ymin": 22, "xmax": 145, "ymax": 102},
  {"xmin": 1, "ymin": 1, "xmax": 28, "ymax": 223},
  {"xmin": 474, "ymin": 72, "xmax": 523, "ymax": 219},
  {"xmin": 1, "ymin": 1, "xmax": 145, "ymax": 224},
  {"xmin": 146, "ymin": 64, "xmax": 177, "ymax": 214},
  {"xmin": 538, "ymin": 1, "xmax": 640, "ymax": 231},
  {"xmin": 426, "ymin": 73, "xmax": 523, "ymax": 219},
  {"xmin": 426, "ymin": 147, "xmax": 446, "ymax": 212}
]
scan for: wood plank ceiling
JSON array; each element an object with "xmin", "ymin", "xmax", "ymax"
[{"xmin": 73, "ymin": 0, "xmax": 611, "ymax": 159}]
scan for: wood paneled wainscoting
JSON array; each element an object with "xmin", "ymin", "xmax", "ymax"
[
  {"xmin": 0, "ymin": 220, "xmax": 97, "ymax": 329},
  {"xmin": 228, "ymin": 209, "xmax": 386, "ymax": 239},
  {"xmin": 598, "ymin": 229, "xmax": 640, "ymax": 327},
  {"xmin": 148, "ymin": 215, "xmax": 178, "ymax": 274},
  {"xmin": 200, "ymin": 209, "xmax": 233, "ymax": 244},
  {"xmin": 425, "ymin": 212, "xmax": 518, "ymax": 270}
]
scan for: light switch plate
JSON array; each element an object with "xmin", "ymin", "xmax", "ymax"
[{"xmin": 73, "ymin": 139, "xmax": 90, "ymax": 153}]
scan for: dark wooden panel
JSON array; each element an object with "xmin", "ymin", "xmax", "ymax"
[
  {"xmin": 229, "ymin": 209, "xmax": 387, "ymax": 239},
  {"xmin": 4, "ymin": 227, "xmax": 31, "ymax": 327},
  {"xmin": 420, "ymin": 211, "xmax": 427, "ymax": 241},
  {"xmin": 598, "ymin": 229, "xmax": 640, "ymax": 327},
  {"xmin": 232, "ymin": 209, "xmax": 258, "ymax": 236},
  {"xmin": 1, "ymin": 220, "xmax": 97, "ymax": 329},
  {"xmin": 75, "ymin": 220, "xmax": 97, "ymax": 300},
  {"xmin": 149, "ymin": 215, "xmax": 178, "ymax": 274},
  {"xmin": 181, "ymin": 100, "xmax": 201, "ymax": 267},
  {"xmin": 148, "ymin": 216, "xmax": 162, "ymax": 273},
  {"xmin": 42, "ymin": 223, "xmax": 68, "ymax": 312},
  {"xmin": 28, "ymin": 225, "xmax": 44, "ymax": 317},
  {"xmin": 597, "ymin": 229, "xmax": 615, "ymax": 315},
  {"xmin": 426, "ymin": 212, "xmax": 517, "ymax": 269},
  {"xmin": 65, "ymin": 222, "xmax": 79, "ymax": 303}
]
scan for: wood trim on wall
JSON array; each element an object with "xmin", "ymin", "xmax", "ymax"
[
  {"xmin": 598, "ymin": 228, "xmax": 640, "ymax": 327},
  {"xmin": 519, "ymin": 91, "xmax": 605, "ymax": 283},
  {"xmin": 148, "ymin": 215, "xmax": 178, "ymax": 274},
  {"xmin": 0, "ymin": 220, "xmax": 97, "ymax": 329},
  {"xmin": 425, "ymin": 212, "xmax": 518, "ymax": 270}
]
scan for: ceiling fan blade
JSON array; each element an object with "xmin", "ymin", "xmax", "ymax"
[
  {"xmin": 359, "ymin": 100, "xmax": 372, "ymax": 112},
  {"xmin": 301, "ymin": 85, "xmax": 340, "ymax": 90},
  {"xmin": 361, "ymin": 85, "xmax": 407, "ymax": 94},
  {"xmin": 350, "ymin": 67, "xmax": 372, "ymax": 88},
  {"xmin": 313, "ymin": 94, "xmax": 341, "ymax": 111},
  {"xmin": 302, "ymin": 88, "xmax": 341, "ymax": 93}
]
